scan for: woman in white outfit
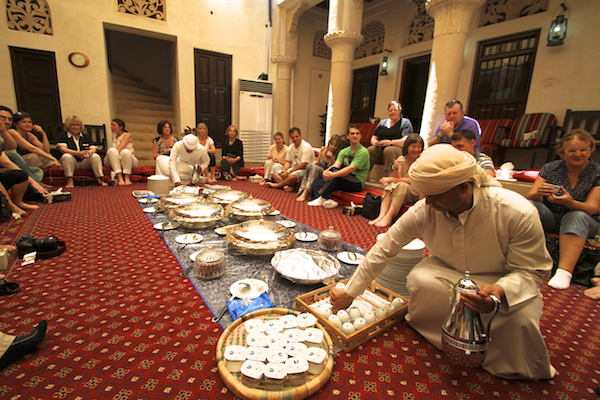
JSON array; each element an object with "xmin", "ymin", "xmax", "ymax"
[
  {"xmin": 259, "ymin": 132, "xmax": 287, "ymax": 185},
  {"xmin": 104, "ymin": 118, "xmax": 138, "ymax": 186},
  {"xmin": 196, "ymin": 122, "xmax": 217, "ymax": 183}
]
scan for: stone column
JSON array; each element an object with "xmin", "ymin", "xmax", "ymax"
[
  {"xmin": 419, "ymin": 0, "xmax": 484, "ymax": 145},
  {"xmin": 271, "ymin": 56, "xmax": 296, "ymax": 135},
  {"xmin": 323, "ymin": 0, "xmax": 364, "ymax": 143}
]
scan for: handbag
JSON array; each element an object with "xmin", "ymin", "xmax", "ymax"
[
  {"xmin": 0, "ymin": 191, "xmax": 10, "ymax": 222},
  {"xmin": 362, "ymin": 193, "xmax": 382, "ymax": 220},
  {"xmin": 17, "ymin": 235, "xmax": 67, "ymax": 259},
  {"xmin": 546, "ymin": 234, "xmax": 599, "ymax": 287}
]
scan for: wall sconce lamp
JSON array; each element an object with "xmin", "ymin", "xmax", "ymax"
[
  {"xmin": 547, "ymin": 3, "xmax": 568, "ymax": 46},
  {"xmin": 380, "ymin": 49, "xmax": 392, "ymax": 76}
]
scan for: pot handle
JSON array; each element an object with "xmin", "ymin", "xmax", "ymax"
[{"xmin": 486, "ymin": 294, "xmax": 502, "ymax": 339}]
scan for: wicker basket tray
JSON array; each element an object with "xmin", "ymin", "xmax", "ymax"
[
  {"xmin": 216, "ymin": 308, "xmax": 335, "ymax": 400},
  {"xmin": 295, "ymin": 279, "xmax": 409, "ymax": 352}
]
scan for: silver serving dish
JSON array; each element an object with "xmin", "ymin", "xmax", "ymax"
[
  {"xmin": 158, "ymin": 193, "xmax": 200, "ymax": 208},
  {"xmin": 207, "ymin": 189, "xmax": 248, "ymax": 205},
  {"xmin": 271, "ymin": 249, "xmax": 341, "ymax": 285},
  {"xmin": 226, "ymin": 219, "xmax": 295, "ymax": 255},
  {"xmin": 168, "ymin": 201, "xmax": 225, "ymax": 228},
  {"xmin": 225, "ymin": 196, "xmax": 274, "ymax": 220}
]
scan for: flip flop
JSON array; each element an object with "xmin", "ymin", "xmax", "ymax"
[{"xmin": 0, "ymin": 281, "xmax": 20, "ymax": 296}]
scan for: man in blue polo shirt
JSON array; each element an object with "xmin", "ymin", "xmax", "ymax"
[{"xmin": 428, "ymin": 100, "xmax": 482, "ymax": 150}]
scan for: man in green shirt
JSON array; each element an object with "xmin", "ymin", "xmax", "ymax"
[{"xmin": 308, "ymin": 125, "xmax": 370, "ymax": 208}]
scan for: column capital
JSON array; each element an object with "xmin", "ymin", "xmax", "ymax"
[
  {"xmin": 324, "ymin": 30, "xmax": 363, "ymax": 47},
  {"xmin": 270, "ymin": 55, "xmax": 297, "ymax": 66},
  {"xmin": 426, "ymin": 0, "xmax": 484, "ymax": 37}
]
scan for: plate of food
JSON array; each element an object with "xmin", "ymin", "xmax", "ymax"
[
  {"xmin": 268, "ymin": 210, "xmax": 281, "ymax": 216},
  {"xmin": 214, "ymin": 225, "xmax": 237, "ymax": 236},
  {"xmin": 276, "ymin": 220, "xmax": 296, "ymax": 228},
  {"xmin": 132, "ymin": 190, "xmax": 154, "ymax": 198},
  {"xmin": 139, "ymin": 197, "xmax": 158, "ymax": 204},
  {"xmin": 295, "ymin": 232, "xmax": 318, "ymax": 242},
  {"xmin": 153, "ymin": 221, "xmax": 180, "ymax": 230},
  {"xmin": 143, "ymin": 205, "xmax": 166, "ymax": 213},
  {"xmin": 230, "ymin": 279, "xmax": 269, "ymax": 300},
  {"xmin": 337, "ymin": 251, "xmax": 365, "ymax": 265},
  {"xmin": 175, "ymin": 233, "xmax": 203, "ymax": 244}
]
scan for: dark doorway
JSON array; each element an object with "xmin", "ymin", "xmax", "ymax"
[
  {"xmin": 10, "ymin": 46, "xmax": 62, "ymax": 142},
  {"xmin": 194, "ymin": 49, "xmax": 232, "ymax": 148},
  {"xmin": 399, "ymin": 54, "xmax": 430, "ymax": 133},
  {"xmin": 350, "ymin": 65, "xmax": 379, "ymax": 123}
]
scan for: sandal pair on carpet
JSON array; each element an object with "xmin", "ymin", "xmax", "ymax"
[{"xmin": 0, "ymin": 277, "xmax": 19, "ymax": 296}]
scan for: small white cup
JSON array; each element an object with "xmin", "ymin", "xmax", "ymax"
[
  {"xmin": 363, "ymin": 311, "xmax": 376, "ymax": 324},
  {"xmin": 375, "ymin": 307, "xmax": 388, "ymax": 319},
  {"xmin": 353, "ymin": 317, "xmax": 367, "ymax": 330},
  {"xmin": 348, "ymin": 307, "xmax": 362, "ymax": 320},
  {"xmin": 328, "ymin": 314, "xmax": 342, "ymax": 328},
  {"xmin": 341, "ymin": 322, "xmax": 356, "ymax": 335},
  {"xmin": 392, "ymin": 298, "xmax": 405, "ymax": 309},
  {"xmin": 337, "ymin": 309, "xmax": 350, "ymax": 323},
  {"xmin": 320, "ymin": 307, "xmax": 332, "ymax": 319},
  {"xmin": 384, "ymin": 303, "xmax": 395, "ymax": 315}
]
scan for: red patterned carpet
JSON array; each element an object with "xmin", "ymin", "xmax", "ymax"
[{"xmin": 0, "ymin": 182, "xmax": 599, "ymax": 400}]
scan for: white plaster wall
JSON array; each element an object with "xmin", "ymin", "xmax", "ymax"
[{"xmin": 0, "ymin": 0, "xmax": 270, "ymax": 130}]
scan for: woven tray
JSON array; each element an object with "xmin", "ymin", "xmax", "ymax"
[
  {"xmin": 295, "ymin": 278, "xmax": 409, "ymax": 352},
  {"xmin": 216, "ymin": 308, "xmax": 335, "ymax": 400}
]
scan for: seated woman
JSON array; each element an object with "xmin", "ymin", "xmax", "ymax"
[
  {"xmin": 56, "ymin": 115, "xmax": 106, "ymax": 188},
  {"xmin": 259, "ymin": 132, "xmax": 288, "ymax": 186},
  {"xmin": 369, "ymin": 133, "xmax": 424, "ymax": 228},
  {"xmin": 527, "ymin": 129, "xmax": 600, "ymax": 290},
  {"xmin": 0, "ymin": 153, "xmax": 38, "ymax": 215},
  {"xmin": 297, "ymin": 134, "xmax": 343, "ymax": 202},
  {"xmin": 153, "ymin": 120, "xmax": 177, "ymax": 159},
  {"xmin": 196, "ymin": 122, "xmax": 217, "ymax": 183},
  {"xmin": 221, "ymin": 125, "xmax": 246, "ymax": 181},
  {"xmin": 104, "ymin": 118, "xmax": 138, "ymax": 186},
  {"xmin": 9, "ymin": 112, "xmax": 60, "ymax": 172}
]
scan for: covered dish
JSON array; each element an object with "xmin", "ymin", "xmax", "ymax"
[
  {"xmin": 271, "ymin": 249, "xmax": 341, "ymax": 284},
  {"xmin": 226, "ymin": 219, "xmax": 295, "ymax": 255},
  {"xmin": 318, "ymin": 226, "xmax": 343, "ymax": 252},
  {"xmin": 168, "ymin": 201, "xmax": 225, "ymax": 228},
  {"xmin": 193, "ymin": 247, "xmax": 226, "ymax": 279},
  {"xmin": 158, "ymin": 193, "xmax": 200, "ymax": 208},
  {"xmin": 206, "ymin": 189, "xmax": 248, "ymax": 205},
  {"xmin": 225, "ymin": 196, "xmax": 274, "ymax": 220}
]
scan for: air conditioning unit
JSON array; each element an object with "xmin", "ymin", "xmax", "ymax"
[{"xmin": 238, "ymin": 79, "xmax": 273, "ymax": 163}]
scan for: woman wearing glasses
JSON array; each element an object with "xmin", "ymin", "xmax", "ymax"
[
  {"xmin": 527, "ymin": 129, "xmax": 600, "ymax": 293},
  {"xmin": 56, "ymin": 115, "xmax": 106, "ymax": 188}
]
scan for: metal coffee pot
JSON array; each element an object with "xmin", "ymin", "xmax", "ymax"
[{"xmin": 437, "ymin": 271, "xmax": 500, "ymax": 368}]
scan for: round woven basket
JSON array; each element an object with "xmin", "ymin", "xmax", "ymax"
[{"xmin": 216, "ymin": 308, "xmax": 335, "ymax": 400}]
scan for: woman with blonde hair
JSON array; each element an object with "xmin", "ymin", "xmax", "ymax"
[
  {"xmin": 56, "ymin": 115, "xmax": 106, "ymax": 188},
  {"xmin": 196, "ymin": 122, "xmax": 217, "ymax": 183},
  {"xmin": 297, "ymin": 134, "xmax": 344, "ymax": 202},
  {"xmin": 259, "ymin": 132, "xmax": 287, "ymax": 185}
]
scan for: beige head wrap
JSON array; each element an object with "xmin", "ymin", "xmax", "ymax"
[{"xmin": 409, "ymin": 144, "xmax": 501, "ymax": 195}]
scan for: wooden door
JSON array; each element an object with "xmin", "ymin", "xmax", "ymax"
[
  {"xmin": 194, "ymin": 49, "xmax": 232, "ymax": 148},
  {"xmin": 350, "ymin": 65, "xmax": 379, "ymax": 123},
  {"xmin": 10, "ymin": 46, "xmax": 63, "ymax": 142},
  {"xmin": 399, "ymin": 54, "xmax": 430, "ymax": 133}
]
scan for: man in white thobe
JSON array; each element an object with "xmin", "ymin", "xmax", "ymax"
[{"xmin": 155, "ymin": 134, "xmax": 209, "ymax": 186}]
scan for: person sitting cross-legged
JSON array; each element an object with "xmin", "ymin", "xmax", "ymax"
[
  {"xmin": 308, "ymin": 125, "xmax": 369, "ymax": 209},
  {"xmin": 266, "ymin": 127, "xmax": 315, "ymax": 192}
]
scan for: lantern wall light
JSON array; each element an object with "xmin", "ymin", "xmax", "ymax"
[{"xmin": 547, "ymin": 3, "xmax": 569, "ymax": 46}]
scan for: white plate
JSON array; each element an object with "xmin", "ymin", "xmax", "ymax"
[
  {"xmin": 175, "ymin": 233, "xmax": 203, "ymax": 244},
  {"xmin": 295, "ymin": 232, "xmax": 318, "ymax": 242},
  {"xmin": 268, "ymin": 210, "xmax": 281, "ymax": 216},
  {"xmin": 214, "ymin": 225, "xmax": 237, "ymax": 236},
  {"xmin": 133, "ymin": 190, "xmax": 154, "ymax": 198},
  {"xmin": 230, "ymin": 279, "xmax": 269, "ymax": 300},
  {"xmin": 190, "ymin": 250, "xmax": 202, "ymax": 261},
  {"xmin": 143, "ymin": 206, "xmax": 165, "ymax": 213},
  {"xmin": 153, "ymin": 221, "xmax": 180, "ymax": 230},
  {"xmin": 276, "ymin": 220, "xmax": 296, "ymax": 228},
  {"xmin": 139, "ymin": 198, "xmax": 158, "ymax": 204},
  {"xmin": 337, "ymin": 251, "xmax": 365, "ymax": 265}
]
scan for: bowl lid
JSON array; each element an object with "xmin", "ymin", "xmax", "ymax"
[
  {"xmin": 207, "ymin": 189, "xmax": 248, "ymax": 204},
  {"xmin": 169, "ymin": 201, "xmax": 225, "ymax": 221},
  {"xmin": 226, "ymin": 219, "xmax": 295, "ymax": 250},
  {"xmin": 319, "ymin": 226, "xmax": 341, "ymax": 240},
  {"xmin": 158, "ymin": 193, "xmax": 199, "ymax": 207},
  {"xmin": 226, "ymin": 196, "xmax": 274, "ymax": 216},
  {"xmin": 194, "ymin": 247, "xmax": 225, "ymax": 263}
]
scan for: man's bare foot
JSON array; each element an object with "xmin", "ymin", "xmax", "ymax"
[
  {"xmin": 368, "ymin": 218, "xmax": 380, "ymax": 225},
  {"xmin": 124, "ymin": 177, "xmax": 132, "ymax": 185},
  {"xmin": 0, "ymin": 244, "xmax": 16, "ymax": 251},
  {"xmin": 118, "ymin": 177, "xmax": 125, "ymax": 186},
  {"xmin": 99, "ymin": 179, "xmax": 108, "ymax": 187},
  {"xmin": 272, "ymin": 175, "xmax": 283, "ymax": 184},
  {"xmin": 208, "ymin": 179, "xmax": 217, "ymax": 184},
  {"xmin": 66, "ymin": 178, "xmax": 75, "ymax": 189},
  {"xmin": 238, "ymin": 176, "xmax": 248, "ymax": 181},
  {"xmin": 584, "ymin": 278, "xmax": 600, "ymax": 300},
  {"xmin": 283, "ymin": 185, "xmax": 295, "ymax": 193},
  {"xmin": 265, "ymin": 182, "xmax": 276, "ymax": 189},
  {"xmin": 259, "ymin": 179, "xmax": 267, "ymax": 185},
  {"xmin": 296, "ymin": 193, "xmax": 307, "ymax": 202},
  {"xmin": 232, "ymin": 177, "xmax": 239, "ymax": 182},
  {"xmin": 374, "ymin": 217, "xmax": 392, "ymax": 228}
]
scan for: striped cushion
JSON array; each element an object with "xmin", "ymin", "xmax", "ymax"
[{"xmin": 498, "ymin": 113, "xmax": 557, "ymax": 148}]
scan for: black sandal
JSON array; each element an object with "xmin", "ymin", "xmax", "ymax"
[{"xmin": 0, "ymin": 281, "xmax": 20, "ymax": 296}]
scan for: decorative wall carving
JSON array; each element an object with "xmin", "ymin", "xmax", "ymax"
[
  {"xmin": 480, "ymin": 0, "xmax": 549, "ymax": 27},
  {"xmin": 313, "ymin": 30, "xmax": 331, "ymax": 59},
  {"xmin": 6, "ymin": 0, "xmax": 53, "ymax": 35},
  {"xmin": 355, "ymin": 21, "xmax": 384, "ymax": 59},
  {"xmin": 407, "ymin": 4, "xmax": 434, "ymax": 45},
  {"xmin": 117, "ymin": 0, "xmax": 165, "ymax": 20}
]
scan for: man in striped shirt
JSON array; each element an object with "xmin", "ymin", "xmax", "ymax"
[{"xmin": 451, "ymin": 129, "xmax": 496, "ymax": 177}]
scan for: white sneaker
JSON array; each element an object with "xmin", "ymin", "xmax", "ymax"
[
  {"xmin": 323, "ymin": 199, "xmax": 339, "ymax": 209},
  {"xmin": 308, "ymin": 197, "xmax": 326, "ymax": 206}
]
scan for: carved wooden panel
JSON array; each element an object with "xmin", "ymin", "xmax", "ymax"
[
  {"xmin": 407, "ymin": 4, "xmax": 434, "ymax": 45},
  {"xmin": 117, "ymin": 0, "xmax": 165, "ymax": 20},
  {"xmin": 6, "ymin": 0, "xmax": 53, "ymax": 35},
  {"xmin": 480, "ymin": 0, "xmax": 549, "ymax": 27},
  {"xmin": 355, "ymin": 21, "xmax": 384, "ymax": 59},
  {"xmin": 313, "ymin": 29, "xmax": 331, "ymax": 59}
]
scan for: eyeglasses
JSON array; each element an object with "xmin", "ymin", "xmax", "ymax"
[
  {"xmin": 565, "ymin": 148, "xmax": 590, "ymax": 154},
  {"xmin": 70, "ymin": 124, "xmax": 82, "ymax": 127}
]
